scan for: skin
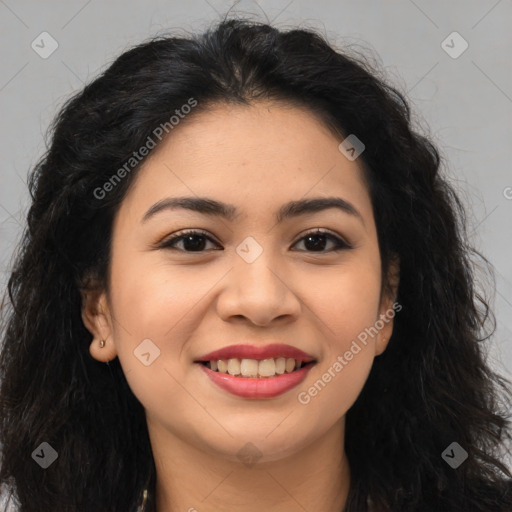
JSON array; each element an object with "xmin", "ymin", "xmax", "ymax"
[{"xmin": 82, "ymin": 100, "xmax": 399, "ymax": 512}]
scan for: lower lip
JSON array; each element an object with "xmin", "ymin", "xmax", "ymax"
[{"xmin": 196, "ymin": 362, "xmax": 316, "ymax": 399}]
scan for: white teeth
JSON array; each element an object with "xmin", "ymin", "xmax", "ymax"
[
  {"xmin": 240, "ymin": 359, "xmax": 259, "ymax": 377},
  {"xmin": 258, "ymin": 358, "xmax": 276, "ymax": 377},
  {"xmin": 208, "ymin": 356, "xmax": 308, "ymax": 378},
  {"xmin": 227, "ymin": 359, "xmax": 241, "ymax": 375},
  {"xmin": 275, "ymin": 357, "xmax": 286, "ymax": 374},
  {"xmin": 285, "ymin": 357, "xmax": 296, "ymax": 373}
]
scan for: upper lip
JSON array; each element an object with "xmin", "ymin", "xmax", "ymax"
[{"xmin": 195, "ymin": 343, "xmax": 316, "ymax": 363}]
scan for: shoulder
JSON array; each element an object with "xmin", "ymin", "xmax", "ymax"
[{"xmin": 364, "ymin": 479, "xmax": 512, "ymax": 511}]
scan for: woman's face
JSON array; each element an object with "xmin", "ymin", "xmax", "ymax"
[{"xmin": 84, "ymin": 100, "xmax": 398, "ymax": 463}]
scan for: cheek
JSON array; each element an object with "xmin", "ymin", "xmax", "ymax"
[
  {"xmin": 295, "ymin": 259, "xmax": 381, "ymax": 412},
  {"xmin": 110, "ymin": 251, "xmax": 209, "ymax": 339},
  {"xmin": 296, "ymin": 266, "xmax": 381, "ymax": 414},
  {"xmin": 305, "ymin": 259, "xmax": 382, "ymax": 349},
  {"xmin": 107, "ymin": 254, "xmax": 208, "ymax": 395}
]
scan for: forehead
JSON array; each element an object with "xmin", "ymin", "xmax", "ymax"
[{"xmin": 118, "ymin": 101, "xmax": 373, "ymax": 226}]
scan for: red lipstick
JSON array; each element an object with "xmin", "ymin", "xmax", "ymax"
[
  {"xmin": 195, "ymin": 343, "xmax": 317, "ymax": 399},
  {"xmin": 197, "ymin": 361, "xmax": 315, "ymax": 399}
]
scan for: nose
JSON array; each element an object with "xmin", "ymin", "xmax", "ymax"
[{"xmin": 215, "ymin": 253, "xmax": 302, "ymax": 326}]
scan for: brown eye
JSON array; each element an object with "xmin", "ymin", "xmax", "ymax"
[
  {"xmin": 292, "ymin": 229, "xmax": 352, "ymax": 253},
  {"xmin": 159, "ymin": 230, "xmax": 220, "ymax": 252}
]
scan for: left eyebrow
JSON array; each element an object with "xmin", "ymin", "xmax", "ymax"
[{"xmin": 141, "ymin": 196, "xmax": 365, "ymax": 227}]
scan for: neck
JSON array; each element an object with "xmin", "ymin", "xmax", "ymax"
[{"xmin": 148, "ymin": 417, "xmax": 351, "ymax": 512}]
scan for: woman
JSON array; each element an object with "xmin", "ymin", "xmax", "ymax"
[{"xmin": 1, "ymin": 18, "xmax": 511, "ymax": 512}]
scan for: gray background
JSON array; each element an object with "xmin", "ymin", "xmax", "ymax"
[{"xmin": 0, "ymin": 0, "xmax": 511, "ymax": 435}]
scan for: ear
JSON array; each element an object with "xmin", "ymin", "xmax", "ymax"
[
  {"xmin": 375, "ymin": 255, "xmax": 400, "ymax": 356},
  {"xmin": 80, "ymin": 285, "xmax": 117, "ymax": 363}
]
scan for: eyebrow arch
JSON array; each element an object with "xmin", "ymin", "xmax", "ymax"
[{"xmin": 141, "ymin": 196, "xmax": 365, "ymax": 226}]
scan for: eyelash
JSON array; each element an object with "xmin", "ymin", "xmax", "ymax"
[{"xmin": 158, "ymin": 228, "xmax": 352, "ymax": 253}]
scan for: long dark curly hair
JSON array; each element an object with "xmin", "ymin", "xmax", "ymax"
[{"xmin": 1, "ymin": 17, "xmax": 511, "ymax": 512}]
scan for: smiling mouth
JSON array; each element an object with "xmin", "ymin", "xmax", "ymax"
[{"xmin": 197, "ymin": 357, "xmax": 315, "ymax": 379}]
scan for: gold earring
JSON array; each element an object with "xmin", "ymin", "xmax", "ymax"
[{"xmin": 99, "ymin": 339, "xmax": 105, "ymax": 348}]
